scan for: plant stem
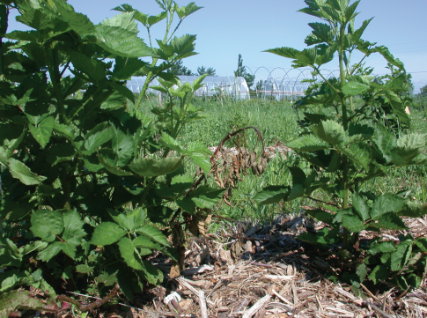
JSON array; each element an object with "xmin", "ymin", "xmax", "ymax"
[
  {"xmin": 136, "ymin": 59, "xmax": 158, "ymax": 109},
  {"xmin": 338, "ymin": 23, "xmax": 351, "ymax": 248},
  {"xmin": 58, "ymin": 60, "xmax": 71, "ymax": 79},
  {"xmin": 45, "ymin": 43, "xmax": 67, "ymax": 124},
  {"xmin": 0, "ymin": 5, "xmax": 9, "ymax": 79},
  {"xmin": 313, "ymin": 66, "xmax": 341, "ymax": 95},
  {"xmin": 147, "ymin": 27, "xmax": 153, "ymax": 47},
  {"xmin": 175, "ymin": 92, "xmax": 194, "ymax": 137},
  {"xmin": 339, "ymin": 63, "xmax": 348, "ymax": 129},
  {"xmin": 350, "ymin": 54, "xmax": 368, "ymax": 76},
  {"xmin": 65, "ymin": 88, "xmax": 99, "ymax": 124},
  {"xmin": 167, "ymin": 18, "xmax": 183, "ymax": 43},
  {"xmin": 139, "ymin": 175, "xmax": 156, "ymax": 205},
  {"xmin": 61, "ymin": 168, "xmax": 71, "ymax": 210},
  {"xmin": 308, "ymin": 196, "xmax": 338, "ymax": 207},
  {"xmin": 163, "ymin": 8, "xmax": 173, "ymax": 43}
]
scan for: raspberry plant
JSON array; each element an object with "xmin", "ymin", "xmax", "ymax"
[
  {"xmin": 257, "ymin": 0, "xmax": 427, "ymax": 291},
  {"xmin": 0, "ymin": 0, "xmax": 225, "ymax": 309}
]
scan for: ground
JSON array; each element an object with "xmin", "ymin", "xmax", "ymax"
[{"xmin": 35, "ymin": 212, "xmax": 427, "ymax": 318}]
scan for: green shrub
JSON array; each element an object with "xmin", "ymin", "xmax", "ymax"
[
  {"xmin": 257, "ymin": 0, "xmax": 427, "ymax": 292},
  {"xmin": 0, "ymin": 0, "xmax": 225, "ymax": 309}
]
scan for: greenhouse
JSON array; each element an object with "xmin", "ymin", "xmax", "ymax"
[
  {"xmin": 126, "ymin": 69, "xmax": 343, "ymax": 101},
  {"xmin": 127, "ymin": 76, "xmax": 251, "ymax": 100},
  {"xmin": 257, "ymin": 77, "xmax": 312, "ymax": 101},
  {"xmin": 248, "ymin": 67, "xmax": 340, "ymax": 101}
]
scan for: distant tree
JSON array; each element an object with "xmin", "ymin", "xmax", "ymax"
[
  {"xmin": 196, "ymin": 66, "xmax": 216, "ymax": 76},
  {"xmin": 406, "ymin": 74, "xmax": 415, "ymax": 94},
  {"xmin": 256, "ymin": 79, "xmax": 265, "ymax": 91},
  {"xmin": 234, "ymin": 54, "xmax": 255, "ymax": 89},
  {"xmin": 167, "ymin": 60, "xmax": 194, "ymax": 75},
  {"xmin": 420, "ymin": 84, "xmax": 427, "ymax": 96}
]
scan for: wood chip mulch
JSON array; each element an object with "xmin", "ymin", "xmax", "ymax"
[{"xmin": 112, "ymin": 213, "xmax": 427, "ymax": 318}]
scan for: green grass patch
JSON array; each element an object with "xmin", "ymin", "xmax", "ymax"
[{"xmin": 137, "ymin": 97, "xmax": 427, "ymax": 225}]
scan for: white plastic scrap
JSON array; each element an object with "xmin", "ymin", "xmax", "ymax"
[{"xmin": 164, "ymin": 291, "xmax": 182, "ymax": 304}]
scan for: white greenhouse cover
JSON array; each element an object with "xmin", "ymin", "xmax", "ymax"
[
  {"xmin": 127, "ymin": 76, "xmax": 250, "ymax": 100},
  {"xmin": 259, "ymin": 77, "xmax": 311, "ymax": 101}
]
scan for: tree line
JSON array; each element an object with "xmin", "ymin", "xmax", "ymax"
[{"xmin": 168, "ymin": 54, "xmax": 255, "ymax": 89}]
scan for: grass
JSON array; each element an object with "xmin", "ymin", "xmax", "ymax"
[
  {"xmin": 137, "ymin": 96, "xmax": 427, "ymax": 226},
  {"xmin": 181, "ymin": 98, "xmax": 300, "ymax": 147}
]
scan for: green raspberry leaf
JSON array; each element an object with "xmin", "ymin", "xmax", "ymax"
[
  {"xmin": 76, "ymin": 264, "xmax": 94, "ymax": 274},
  {"xmin": 342, "ymin": 214, "xmax": 366, "ymax": 233},
  {"xmin": 31, "ymin": 210, "xmax": 64, "ymax": 242},
  {"xmin": 28, "ymin": 116, "xmax": 54, "ymax": 149},
  {"xmin": 60, "ymin": 242, "xmax": 77, "ymax": 260},
  {"xmin": 118, "ymin": 237, "xmax": 163, "ymax": 285},
  {"xmin": 62, "ymin": 210, "xmax": 86, "ymax": 244},
  {"xmin": 89, "ymin": 222, "xmax": 126, "ymax": 246},
  {"xmin": 352, "ymin": 193, "xmax": 370, "ymax": 221},
  {"xmin": 368, "ymin": 265, "xmax": 389, "ymax": 285},
  {"xmin": 8, "ymin": 158, "xmax": 46, "ymax": 185},
  {"xmin": 129, "ymin": 157, "xmax": 183, "ymax": 177},
  {"xmin": 37, "ymin": 242, "xmax": 63, "ymax": 262},
  {"xmin": 135, "ymin": 225, "xmax": 169, "ymax": 247}
]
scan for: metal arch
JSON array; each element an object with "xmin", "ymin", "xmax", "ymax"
[
  {"xmin": 266, "ymin": 68, "xmax": 297, "ymax": 100},
  {"xmin": 268, "ymin": 68, "xmax": 313, "ymax": 100},
  {"xmin": 323, "ymin": 69, "xmax": 340, "ymax": 80},
  {"xmin": 244, "ymin": 66, "xmax": 272, "ymax": 98},
  {"xmin": 289, "ymin": 68, "xmax": 313, "ymax": 100},
  {"xmin": 266, "ymin": 67, "xmax": 296, "ymax": 100},
  {"xmin": 279, "ymin": 69, "xmax": 297, "ymax": 100},
  {"xmin": 283, "ymin": 69, "xmax": 304, "ymax": 98},
  {"xmin": 243, "ymin": 66, "xmax": 340, "ymax": 101},
  {"xmin": 245, "ymin": 66, "xmax": 271, "ymax": 79},
  {"xmin": 271, "ymin": 68, "xmax": 295, "ymax": 100}
]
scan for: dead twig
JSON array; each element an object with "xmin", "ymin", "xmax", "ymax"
[
  {"xmin": 272, "ymin": 288, "xmax": 294, "ymax": 309},
  {"xmin": 62, "ymin": 291, "xmax": 150, "ymax": 313},
  {"xmin": 242, "ymin": 294, "xmax": 271, "ymax": 318},
  {"xmin": 175, "ymin": 277, "xmax": 215, "ymax": 308},
  {"xmin": 360, "ymin": 283, "xmax": 379, "ymax": 302},
  {"xmin": 365, "ymin": 301, "xmax": 395, "ymax": 318},
  {"xmin": 334, "ymin": 287, "xmax": 363, "ymax": 306},
  {"xmin": 57, "ymin": 284, "xmax": 120, "ymax": 313},
  {"xmin": 199, "ymin": 290, "xmax": 208, "ymax": 318}
]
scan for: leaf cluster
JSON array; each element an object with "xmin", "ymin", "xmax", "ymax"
[
  {"xmin": 260, "ymin": 0, "xmax": 427, "ymax": 291},
  {"xmin": 0, "ymin": 0, "xmax": 223, "ymax": 304}
]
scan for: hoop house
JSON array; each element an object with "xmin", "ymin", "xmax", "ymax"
[
  {"xmin": 247, "ymin": 67, "xmax": 341, "ymax": 101},
  {"xmin": 261, "ymin": 76, "xmax": 312, "ymax": 101},
  {"xmin": 127, "ymin": 76, "xmax": 250, "ymax": 100}
]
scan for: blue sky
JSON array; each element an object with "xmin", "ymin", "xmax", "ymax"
[{"xmin": 7, "ymin": 0, "xmax": 427, "ymax": 92}]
